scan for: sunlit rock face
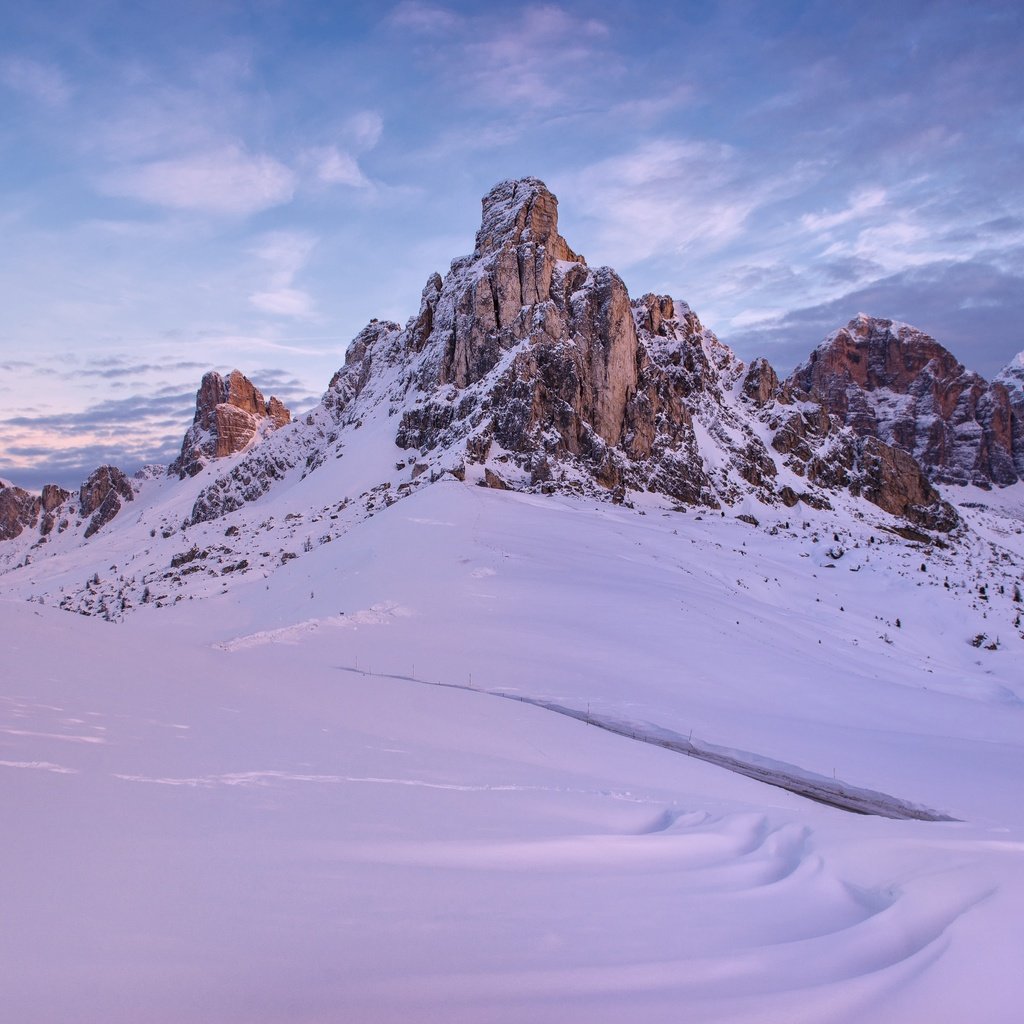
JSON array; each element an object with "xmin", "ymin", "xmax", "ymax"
[
  {"xmin": 171, "ymin": 369, "xmax": 291, "ymax": 479},
  {"xmin": 790, "ymin": 314, "xmax": 1019, "ymax": 487}
]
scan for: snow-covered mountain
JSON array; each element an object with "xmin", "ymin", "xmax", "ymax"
[
  {"xmin": 3, "ymin": 179, "xmax": 1024, "ymax": 1023},
  {"xmin": 1, "ymin": 178, "xmax": 969, "ymax": 613}
]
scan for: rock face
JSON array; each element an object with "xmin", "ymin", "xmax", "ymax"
[
  {"xmin": 0, "ymin": 481, "xmax": 74, "ymax": 541},
  {"xmin": 40, "ymin": 484, "xmax": 71, "ymax": 537},
  {"xmin": 79, "ymin": 466, "xmax": 134, "ymax": 539},
  {"xmin": 283, "ymin": 178, "xmax": 952, "ymax": 531},
  {"xmin": 0, "ymin": 482, "xmax": 41, "ymax": 541},
  {"xmin": 994, "ymin": 352, "xmax": 1024, "ymax": 479},
  {"xmin": 172, "ymin": 370, "xmax": 291, "ymax": 478},
  {"xmin": 789, "ymin": 315, "xmax": 1020, "ymax": 487}
]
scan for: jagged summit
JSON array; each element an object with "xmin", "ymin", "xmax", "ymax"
[
  {"xmin": 995, "ymin": 350, "xmax": 1024, "ymax": 386},
  {"xmin": 790, "ymin": 314, "xmax": 1021, "ymax": 486},
  {"xmin": 473, "ymin": 177, "xmax": 581, "ymax": 263},
  {"xmin": 798, "ymin": 315, "xmax": 966, "ymax": 391},
  {"xmin": 171, "ymin": 369, "xmax": 290, "ymax": 479}
]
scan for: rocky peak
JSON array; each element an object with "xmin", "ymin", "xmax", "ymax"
[
  {"xmin": 172, "ymin": 369, "xmax": 291, "ymax": 478},
  {"xmin": 473, "ymin": 177, "xmax": 580, "ymax": 263},
  {"xmin": 995, "ymin": 351, "xmax": 1024, "ymax": 478},
  {"xmin": 0, "ymin": 481, "xmax": 40, "ymax": 541},
  {"xmin": 804, "ymin": 314, "xmax": 965, "ymax": 393},
  {"xmin": 789, "ymin": 314, "xmax": 1018, "ymax": 486},
  {"xmin": 995, "ymin": 351, "xmax": 1024, "ymax": 397},
  {"xmin": 79, "ymin": 465, "xmax": 134, "ymax": 539}
]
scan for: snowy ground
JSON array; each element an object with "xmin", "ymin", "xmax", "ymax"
[{"xmin": 3, "ymin": 480, "xmax": 1024, "ymax": 1022}]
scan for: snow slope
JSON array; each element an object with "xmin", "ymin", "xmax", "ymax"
[{"xmin": 3, "ymin": 475, "xmax": 1024, "ymax": 1023}]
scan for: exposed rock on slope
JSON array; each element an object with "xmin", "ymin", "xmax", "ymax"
[
  {"xmin": 171, "ymin": 370, "xmax": 291, "ymax": 479},
  {"xmin": 789, "ymin": 315, "xmax": 1020, "ymax": 487},
  {"xmin": 79, "ymin": 466, "xmax": 134, "ymax": 539},
  {"xmin": 994, "ymin": 352, "xmax": 1024, "ymax": 478},
  {"xmin": 1, "ymin": 481, "xmax": 75, "ymax": 541},
  {"xmin": 0, "ymin": 482, "xmax": 40, "ymax": 541}
]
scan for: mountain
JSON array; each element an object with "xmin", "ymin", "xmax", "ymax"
[
  {"xmin": 171, "ymin": 368, "xmax": 291, "ymax": 479},
  {"xmin": 789, "ymin": 314, "xmax": 1024, "ymax": 487},
  {"xmin": 0, "ymin": 178, "xmax": 973, "ymax": 615}
]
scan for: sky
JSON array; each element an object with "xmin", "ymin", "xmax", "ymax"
[{"xmin": 1, "ymin": 0, "xmax": 1022, "ymax": 489}]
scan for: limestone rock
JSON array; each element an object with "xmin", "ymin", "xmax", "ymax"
[
  {"xmin": 742, "ymin": 358, "xmax": 780, "ymax": 407},
  {"xmin": 41, "ymin": 483, "xmax": 70, "ymax": 513},
  {"xmin": 851, "ymin": 436, "xmax": 958, "ymax": 531},
  {"xmin": 172, "ymin": 369, "xmax": 291, "ymax": 478},
  {"xmin": 994, "ymin": 352, "xmax": 1024, "ymax": 478},
  {"xmin": 79, "ymin": 466, "xmax": 134, "ymax": 539},
  {"xmin": 0, "ymin": 482, "xmax": 41, "ymax": 541},
  {"xmin": 790, "ymin": 314, "xmax": 1018, "ymax": 486},
  {"xmin": 40, "ymin": 484, "xmax": 71, "ymax": 537}
]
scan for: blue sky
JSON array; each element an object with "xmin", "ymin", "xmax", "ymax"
[{"xmin": 2, "ymin": 0, "xmax": 1022, "ymax": 488}]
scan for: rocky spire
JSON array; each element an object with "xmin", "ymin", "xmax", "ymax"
[
  {"xmin": 172, "ymin": 369, "xmax": 291, "ymax": 479},
  {"xmin": 473, "ymin": 177, "xmax": 579, "ymax": 263}
]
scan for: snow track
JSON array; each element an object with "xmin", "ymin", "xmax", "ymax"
[{"xmin": 335, "ymin": 664, "xmax": 956, "ymax": 821}]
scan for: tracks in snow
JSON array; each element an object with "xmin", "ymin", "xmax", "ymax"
[{"xmin": 335, "ymin": 664, "xmax": 956, "ymax": 822}]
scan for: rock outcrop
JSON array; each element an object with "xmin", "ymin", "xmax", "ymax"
[
  {"xmin": 0, "ymin": 482, "xmax": 41, "ymax": 541},
  {"xmin": 79, "ymin": 466, "xmax": 134, "ymax": 539},
  {"xmin": 994, "ymin": 353, "xmax": 1024, "ymax": 479},
  {"xmin": 789, "ymin": 315, "xmax": 1019, "ymax": 487},
  {"xmin": 171, "ymin": 370, "xmax": 291, "ymax": 478},
  {"xmin": 40, "ymin": 484, "xmax": 71, "ymax": 537},
  {"xmin": 0, "ymin": 481, "xmax": 74, "ymax": 541}
]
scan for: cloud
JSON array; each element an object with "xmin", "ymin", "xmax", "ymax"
[
  {"xmin": 388, "ymin": 1, "xmax": 461, "ymax": 33},
  {"xmin": 560, "ymin": 139, "xmax": 802, "ymax": 266},
  {"xmin": 0, "ymin": 56, "xmax": 71, "ymax": 106},
  {"xmin": 801, "ymin": 188, "xmax": 889, "ymax": 234},
  {"xmin": 347, "ymin": 111, "xmax": 384, "ymax": 151},
  {"xmin": 249, "ymin": 288, "xmax": 316, "ymax": 317},
  {"xmin": 60, "ymin": 359, "xmax": 210, "ymax": 381},
  {"xmin": 307, "ymin": 147, "xmax": 371, "ymax": 188},
  {"xmin": 391, "ymin": 3, "xmax": 611, "ymax": 111},
  {"xmin": 99, "ymin": 144, "xmax": 296, "ymax": 216},
  {"xmin": 0, "ymin": 390, "xmax": 196, "ymax": 488},
  {"xmin": 248, "ymin": 231, "xmax": 318, "ymax": 319}
]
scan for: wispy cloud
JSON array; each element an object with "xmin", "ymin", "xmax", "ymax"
[
  {"xmin": 306, "ymin": 147, "xmax": 371, "ymax": 188},
  {"xmin": 388, "ymin": 1, "xmax": 461, "ymax": 34},
  {"xmin": 800, "ymin": 188, "xmax": 889, "ymax": 234},
  {"xmin": 248, "ymin": 231, "xmax": 318, "ymax": 319},
  {"xmin": 0, "ymin": 55, "xmax": 71, "ymax": 106},
  {"xmin": 98, "ymin": 144, "xmax": 296, "ymax": 216},
  {"xmin": 391, "ymin": 3, "xmax": 612, "ymax": 111},
  {"xmin": 561, "ymin": 139, "xmax": 806, "ymax": 266},
  {"xmin": 347, "ymin": 110, "xmax": 384, "ymax": 151}
]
